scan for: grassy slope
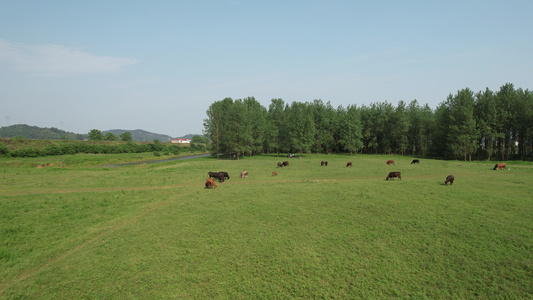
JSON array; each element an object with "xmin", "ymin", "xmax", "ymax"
[{"xmin": 0, "ymin": 154, "xmax": 532, "ymax": 298}]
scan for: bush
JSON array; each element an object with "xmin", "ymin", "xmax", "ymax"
[
  {"xmin": 0, "ymin": 143, "xmax": 10, "ymax": 156},
  {"xmin": 12, "ymin": 147, "xmax": 41, "ymax": 157}
]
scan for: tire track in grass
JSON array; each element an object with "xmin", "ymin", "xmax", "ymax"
[{"xmin": 0, "ymin": 193, "xmax": 179, "ymax": 295}]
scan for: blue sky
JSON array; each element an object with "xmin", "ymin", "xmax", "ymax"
[{"xmin": 1, "ymin": 0, "xmax": 531, "ymax": 137}]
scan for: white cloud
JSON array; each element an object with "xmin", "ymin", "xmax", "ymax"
[{"xmin": 0, "ymin": 39, "xmax": 138, "ymax": 76}]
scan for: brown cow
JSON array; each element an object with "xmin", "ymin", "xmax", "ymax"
[
  {"xmin": 493, "ymin": 163, "xmax": 507, "ymax": 170},
  {"xmin": 386, "ymin": 171, "xmax": 401, "ymax": 180},
  {"xmin": 386, "ymin": 160, "xmax": 395, "ymax": 165},
  {"xmin": 445, "ymin": 175, "xmax": 454, "ymax": 185},
  {"xmin": 240, "ymin": 171, "xmax": 248, "ymax": 178},
  {"xmin": 272, "ymin": 171, "xmax": 277, "ymax": 176},
  {"xmin": 346, "ymin": 162, "xmax": 353, "ymax": 167},
  {"xmin": 205, "ymin": 178, "xmax": 217, "ymax": 189},
  {"xmin": 277, "ymin": 162, "xmax": 283, "ymax": 167}
]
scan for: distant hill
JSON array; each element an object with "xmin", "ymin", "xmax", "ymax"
[
  {"xmin": 0, "ymin": 124, "xmax": 202, "ymax": 142},
  {"xmin": 0, "ymin": 124, "xmax": 86, "ymax": 140},
  {"xmin": 103, "ymin": 129, "xmax": 172, "ymax": 142},
  {"xmin": 178, "ymin": 134, "xmax": 204, "ymax": 140}
]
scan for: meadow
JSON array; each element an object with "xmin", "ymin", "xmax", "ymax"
[{"xmin": 0, "ymin": 153, "xmax": 532, "ymax": 298}]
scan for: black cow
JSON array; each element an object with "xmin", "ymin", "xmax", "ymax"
[
  {"xmin": 321, "ymin": 161, "xmax": 328, "ymax": 166},
  {"xmin": 208, "ymin": 172, "xmax": 219, "ymax": 179},
  {"xmin": 218, "ymin": 171, "xmax": 230, "ymax": 180},
  {"xmin": 386, "ymin": 172, "xmax": 401, "ymax": 180},
  {"xmin": 282, "ymin": 161, "xmax": 290, "ymax": 166},
  {"xmin": 445, "ymin": 175, "xmax": 454, "ymax": 185},
  {"xmin": 218, "ymin": 172, "xmax": 225, "ymax": 182},
  {"xmin": 411, "ymin": 159, "xmax": 420, "ymax": 164}
]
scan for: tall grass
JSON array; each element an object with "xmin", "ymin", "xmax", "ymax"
[{"xmin": 1, "ymin": 154, "xmax": 532, "ymax": 298}]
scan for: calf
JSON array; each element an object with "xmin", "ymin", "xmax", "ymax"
[
  {"xmin": 346, "ymin": 162, "xmax": 353, "ymax": 167},
  {"xmin": 386, "ymin": 160, "xmax": 395, "ymax": 165},
  {"xmin": 386, "ymin": 171, "xmax": 401, "ymax": 180},
  {"xmin": 240, "ymin": 171, "xmax": 248, "ymax": 178},
  {"xmin": 445, "ymin": 175, "xmax": 454, "ymax": 185},
  {"xmin": 277, "ymin": 162, "xmax": 283, "ymax": 167},
  {"xmin": 272, "ymin": 171, "xmax": 277, "ymax": 176},
  {"xmin": 411, "ymin": 159, "xmax": 420, "ymax": 164},
  {"xmin": 493, "ymin": 163, "xmax": 506, "ymax": 170}
]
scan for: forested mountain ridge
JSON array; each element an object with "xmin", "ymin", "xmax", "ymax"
[
  {"xmin": 102, "ymin": 129, "xmax": 172, "ymax": 142},
  {"xmin": 204, "ymin": 83, "xmax": 533, "ymax": 161},
  {"xmin": 0, "ymin": 124, "xmax": 86, "ymax": 140},
  {"xmin": 0, "ymin": 125, "xmax": 198, "ymax": 142}
]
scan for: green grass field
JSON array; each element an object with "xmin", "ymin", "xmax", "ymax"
[{"xmin": 1, "ymin": 153, "xmax": 532, "ymax": 298}]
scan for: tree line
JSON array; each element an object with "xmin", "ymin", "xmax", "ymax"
[{"xmin": 203, "ymin": 83, "xmax": 533, "ymax": 161}]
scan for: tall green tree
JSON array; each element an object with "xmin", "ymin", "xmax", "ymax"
[
  {"xmin": 448, "ymin": 88, "xmax": 478, "ymax": 161},
  {"xmin": 474, "ymin": 88, "xmax": 500, "ymax": 160},
  {"xmin": 337, "ymin": 104, "xmax": 363, "ymax": 155},
  {"xmin": 267, "ymin": 99, "xmax": 289, "ymax": 156},
  {"xmin": 390, "ymin": 100, "xmax": 409, "ymax": 155},
  {"xmin": 286, "ymin": 101, "xmax": 316, "ymax": 156},
  {"xmin": 203, "ymin": 98, "xmax": 230, "ymax": 158},
  {"xmin": 310, "ymin": 100, "xmax": 336, "ymax": 153},
  {"xmin": 104, "ymin": 132, "xmax": 118, "ymax": 141},
  {"xmin": 120, "ymin": 131, "xmax": 132, "ymax": 142},
  {"xmin": 244, "ymin": 97, "xmax": 267, "ymax": 156},
  {"xmin": 88, "ymin": 129, "xmax": 103, "ymax": 140}
]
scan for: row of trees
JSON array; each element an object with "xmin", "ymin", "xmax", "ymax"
[
  {"xmin": 203, "ymin": 83, "xmax": 533, "ymax": 161},
  {"xmin": 88, "ymin": 129, "xmax": 132, "ymax": 142},
  {"xmin": 0, "ymin": 140, "xmax": 206, "ymax": 158}
]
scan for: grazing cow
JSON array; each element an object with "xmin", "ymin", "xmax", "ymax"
[
  {"xmin": 208, "ymin": 171, "xmax": 219, "ymax": 179},
  {"xmin": 205, "ymin": 178, "xmax": 217, "ymax": 189},
  {"xmin": 240, "ymin": 171, "xmax": 248, "ymax": 178},
  {"xmin": 277, "ymin": 162, "xmax": 283, "ymax": 167},
  {"xmin": 272, "ymin": 171, "xmax": 277, "ymax": 176},
  {"xmin": 321, "ymin": 161, "xmax": 328, "ymax": 166},
  {"xmin": 411, "ymin": 159, "xmax": 420, "ymax": 164},
  {"xmin": 386, "ymin": 171, "xmax": 401, "ymax": 180},
  {"xmin": 282, "ymin": 161, "xmax": 290, "ymax": 166},
  {"xmin": 346, "ymin": 162, "xmax": 353, "ymax": 167},
  {"xmin": 445, "ymin": 175, "xmax": 454, "ymax": 185},
  {"xmin": 386, "ymin": 160, "xmax": 395, "ymax": 165},
  {"xmin": 493, "ymin": 163, "xmax": 507, "ymax": 170},
  {"xmin": 218, "ymin": 171, "xmax": 230, "ymax": 179},
  {"xmin": 218, "ymin": 172, "xmax": 226, "ymax": 182}
]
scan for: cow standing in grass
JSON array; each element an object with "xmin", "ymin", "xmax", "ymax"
[
  {"xmin": 445, "ymin": 175, "xmax": 454, "ymax": 185},
  {"xmin": 411, "ymin": 159, "xmax": 420, "ymax": 164},
  {"xmin": 346, "ymin": 162, "xmax": 353, "ymax": 167},
  {"xmin": 386, "ymin": 172, "xmax": 401, "ymax": 180},
  {"xmin": 386, "ymin": 160, "xmax": 395, "ymax": 165},
  {"xmin": 240, "ymin": 171, "xmax": 248, "ymax": 178},
  {"xmin": 493, "ymin": 163, "xmax": 507, "ymax": 170}
]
